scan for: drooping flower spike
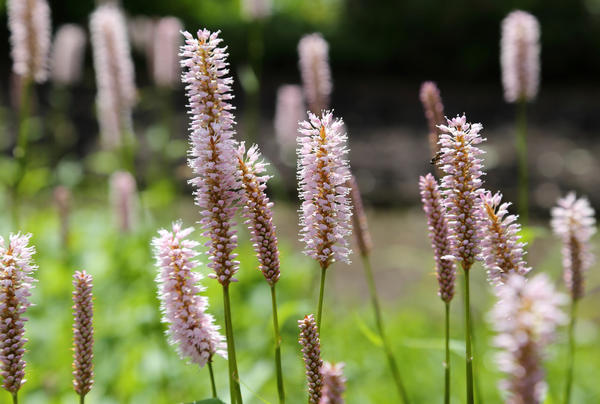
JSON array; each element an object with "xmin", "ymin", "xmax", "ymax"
[
  {"xmin": 551, "ymin": 192, "xmax": 596, "ymax": 300},
  {"xmin": 153, "ymin": 222, "xmax": 227, "ymax": 367},
  {"xmin": 298, "ymin": 314, "xmax": 324, "ymax": 404},
  {"xmin": 72, "ymin": 271, "xmax": 94, "ymax": 398},
  {"xmin": 180, "ymin": 29, "xmax": 241, "ymax": 286},
  {"xmin": 419, "ymin": 81, "xmax": 445, "ymax": 158},
  {"xmin": 90, "ymin": 3, "xmax": 137, "ymax": 149},
  {"xmin": 490, "ymin": 274, "xmax": 566, "ymax": 404},
  {"xmin": 297, "ymin": 111, "xmax": 352, "ymax": 269},
  {"xmin": 7, "ymin": 0, "xmax": 51, "ymax": 83},
  {"xmin": 479, "ymin": 190, "xmax": 531, "ymax": 286},
  {"xmin": 51, "ymin": 24, "xmax": 87, "ymax": 86},
  {"xmin": 500, "ymin": 10, "xmax": 541, "ymax": 103},
  {"xmin": 0, "ymin": 233, "xmax": 37, "ymax": 395},
  {"xmin": 298, "ymin": 33, "xmax": 332, "ymax": 114},
  {"xmin": 419, "ymin": 173, "xmax": 456, "ymax": 302},
  {"xmin": 237, "ymin": 143, "xmax": 281, "ymax": 285},
  {"xmin": 437, "ymin": 114, "xmax": 487, "ymax": 270},
  {"xmin": 321, "ymin": 361, "xmax": 346, "ymax": 404}
]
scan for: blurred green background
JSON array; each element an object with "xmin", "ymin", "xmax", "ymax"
[{"xmin": 0, "ymin": 0, "xmax": 599, "ymax": 403}]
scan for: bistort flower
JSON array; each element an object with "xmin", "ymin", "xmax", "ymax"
[
  {"xmin": 479, "ymin": 190, "xmax": 531, "ymax": 285},
  {"xmin": 51, "ymin": 24, "xmax": 86, "ymax": 85},
  {"xmin": 551, "ymin": 192, "xmax": 596, "ymax": 300},
  {"xmin": 109, "ymin": 171, "xmax": 138, "ymax": 233},
  {"xmin": 490, "ymin": 274, "xmax": 566, "ymax": 404},
  {"xmin": 152, "ymin": 17, "xmax": 183, "ymax": 88},
  {"xmin": 419, "ymin": 81, "xmax": 445, "ymax": 158},
  {"xmin": 348, "ymin": 175, "xmax": 373, "ymax": 257},
  {"xmin": 298, "ymin": 33, "xmax": 332, "ymax": 114},
  {"xmin": 153, "ymin": 222, "xmax": 226, "ymax": 367},
  {"xmin": 180, "ymin": 29, "xmax": 241, "ymax": 286},
  {"xmin": 274, "ymin": 84, "xmax": 305, "ymax": 158},
  {"xmin": 321, "ymin": 361, "xmax": 346, "ymax": 404},
  {"xmin": 419, "ymin": 173, "xmax": 456, "ymax": 302},
  {"xmin": 72, "ymin": 271, "xmax": 94, "ymax": 397},
  {"xmin": 297, "ymin": 111, "xmax": 352, "ymax": 268},
  {"xmin": 500, "ymin": 10, "xmax": 541, "ymax": 103},
  {"xmin": 298, "ymin": 314, "xmax": 324, "ymax": 404}
]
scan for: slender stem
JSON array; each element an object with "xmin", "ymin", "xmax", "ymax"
[
  {"xmin": 361, "ymin": 254, "xmax": 410, "ymax": 403},
  {"xmin": 270, "ymin": 285, "xmax": 285, "ymax": 404},
  {"xmin": 464, "ymin": 266, "xmax": 474, "ymax": 404},
  {"xmin": 208, "ymin": 359, "xmax": 218, "ymax": 399},
  {"xmin": 12, "ymin": 392, "xmax": 18, "ymax": 404},
  {"xmin": 316, "ymin": 266, "xmax": 327, "ymax": 331},
  {"xmin": 79, "ymin": 394, "xmax": 85, "ymax": 404},
  {"xmin": 12, "ymin": 77, "xmax": 33, "ymax": 229},
  {"xmin": 564, "ymin": 298, "xmax": 579, "ymax": 404},
  {"xmin": 516, "ymin": 99, "xmax": 528, "ymax": 224},
  {"xmin": 444, "ymin": 301, "xmax": 451, "ymax": 404},
  {"xmin": 223, "ymin": 285, "xmax": 243, "ymax": 404}
]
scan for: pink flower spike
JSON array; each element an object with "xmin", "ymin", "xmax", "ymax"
[
  {"xmin": 479, "ymin": 190, "xmax": 531, "ymax": 285},
  {"xmin": 297, "ymin": 111, "xmax": 353, "ymax": 269},
  {"xmin": 51, "ymin": 24, "xmax": 86, "ymax": 86},
  {"xmin": 274, "ymin": 84, "xmax": 306, "ymax": 158},
  {"xmin": 237, "ymin": 143, "xmax": 281, "ymax": 285},
  {"xmin": 7, "ymin": 0, "xmax": 51, "ymax": 83},
  {"xmin": 298, "ymin": 314, "xmax": 324, "ymax": 404},
  {"xmin": 419, "ymin": 81, "xmax": 445, "ymax": 157},
  {"xmin": 0, "ymin": 233, "xmax": 37, "ymax": 394},
  {"xmin": 437, "ymin": 114, "xmax": 487, "ymax": 270},
  {"xmin": 320, "ymin": 361, "xmax": 346, "ymax": 404},
  {"xmin": 551, "ymin": 192, "xmax": 596, "ymax": 300},
  {"xmin": 419, "ymin": 173, "xmax": 456, "ymax": 302},
  {"xmin": 298, "ymin": 33, "xmax": 332, "ymax": 114},
  {"xmin": 180, "ymin": 29, "xmax": 241, "ymax": 286},
  {"xmin": 152, "ymin": 17, "xmax": 183, "ymax": 88},
  {"xmin": 72, "ymin": 271, "xmax": 94, "ymax": 397},
  {"xmin": 490, "ymin": 274, "xmax": 566, "ymax": 404},
  {"xmin": 501, "ymin": 10, "xmax": 541, "ymax": 103},
  {"xmin": 153, "ymin": 222, "xmax": 227, "ymax": 367}
]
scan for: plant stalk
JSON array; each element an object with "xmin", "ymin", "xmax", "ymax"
[
  {"xmin": 13, "ymin": 77, "xmax": 33, "ymax": 228},
  {"xmin": 12, "ymin": 392, "xmax": 18, "ymax": 404},
  {"xmin": 223, "ymin": 285, "xmax": 243, "ymax": 404},
  {"xmin": 361, "ymin": 254, "xmax": 410, "ymax": 403},
  {"xmin": 208, "ymin": 359, "xmax": 218, "ymax": 399},
  {"xmin": 79, "ymin": 394, "xmax": 85, "ymax": 404},
  {"xmin": 316, "ymin": 266, "xmax": 327, "ymax": 330},
  {"xmin": 464, "ymin": 265, "xmax": 474, "ymax": 404},
  {"xmin": 444, "ymin": 301, "xmax": 451, "ymax": 404},
  {"xmin": 516, "ymin": 99, "xmax": 529, "ymax": 224},
  {"xmin": 270, "ymin": 285, "xmax": 285, "ymax": 404},
  {"xmin": 564, "ymin": 298, "xmax": 579, "ymax": 404}
]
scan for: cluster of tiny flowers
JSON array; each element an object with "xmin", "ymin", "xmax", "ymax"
[
  {"xmin": 0, "ymin": 233, "xmax": 37, "ymax": 394},
  {"xmin": 479, "ymin": 191, "xmax": 531, "ymax": 286},
  {"xmin": 152, "ymin": 17, "xmax": 183, "ymax": 88},
  {"xmin": 419, "ymin": 81, "xmax": 445, "ymax": 157},
  {"xmin": 348, "ymin": 175, "xmax": 373, "ymax": 257},
  {"xmin": 297, "ymin": 111, "xmax": 352, "ymax": 268},
  {"xmin": 109, "ymin": 171, "xmax": 138, "ymax": 233},
  {"xmin": 437, "ymin": 115, "xmax": 486, "ymax": 269},
  {"xmin": 551, "ymin": 192, "xmax": 596, "ymax": 300},
  {"xmin": 298, "ymin": 314, "xmax": 324, "ymax": 404},
  {"xmin": 90, "ymin": 4, "xmax": 137, "ymax": 148},
  {"xmin": 274, "ymin": 84, "xmax": 306, "ymax": 158},
  {"xmin": 153, "ymin": 222, "xmax": 227, "ymax": 367},
  {"xmin": 237, "ymin": 143, "xmax": 281, "ymax": 284},
  {"xmin": 298, "ymin": 33, "xmax": 332, "ymax": 114},
  {"xmin": 419, "ymin": 173, "xmax": 456, "ymax": 302},
  {"xmin": 491, "ymin": 274, "xmax": 566, "ymax": 404},
  {"xmin": 72, "ymin": 271, "xmax": 94, "ymax": 397},
  {"xmin": 180, "ymin": 29, "xmax": 241, "ymax": 286},
  {"xmin": 241, "ymin": 0, "xmax": 272, "ymax": 20},
  {"xmin": 51, "ymin": 24, "xmax": 87, "ymax": 85},
  {"xmin": 500, "ymin": 10, "xmax": 540, "ymax": 103},
  {"xmin": 7, "ymin": 0, "xmax": 51, "ymax": 83},
  {"xmin": 320, "ymin": 361, "xmax": 346, "ymax": 404}
]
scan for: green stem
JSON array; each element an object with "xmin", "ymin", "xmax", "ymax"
[
  {"xmin": 564, "ymin": 298, "xmax": 579, "ymax": 404},
  {"xmin": 464, "ymin": 266, "xmax": 474, "ymax": 404},
  {"xmin": 12, "ymin": 392, "xmax": 18, "ymax": 404},
  {"xmin": 208, "ymin": 359, "xmax": 218, "ymax": 399},
  {"xmin": 13, "ymin": 77, "xmax": 33, "ymax": 229},
  {"xmin": 79, "ymin": 394, "xmax": 85, "ymax": 404},
  {"xmin": 223, "ymin": 285, "xmax": 243, "ymax": 404},
  {"xmin": 270, "ymin": 285, "xmax": 285, "ymax": 404},
  {"xmin": 316, "ymin": 266, "xmax": 327, "ymax": 331},
  {"xmin": 361, "ymin": 254, "xmax": 410, "ymax": 403},
  {"xmin": 444, "ymin": 301, "xmax": 451, "ymax": 404},
  {"xmin": 516, "ymin": 99, "xmax": 528, "ymax": 225}
]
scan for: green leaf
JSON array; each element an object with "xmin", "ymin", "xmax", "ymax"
[
  {"xmin": 185, "ymin": 399, "xmax": 226, "ymax": 404},
  {"xmin": 355, "ymin": 314, "xmax": 383, "ymax": 347}
]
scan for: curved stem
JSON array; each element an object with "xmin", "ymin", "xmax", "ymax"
[
  {"xmin": 516, "ymin": 99, "xmax": 528, "ymax": 224},
  {"xmin": 361, "ymin": 254, "xmax": 410, "ymax": 403},
  {"xmin": 564, "ymin": 298, "xmax": 579, "ymax": 404},
  {"xmin": 208, "ymin": 359, "xmax": 218, "ymax": 399},
  {"xmin": 444, "ymin": 301, "xmax": 451, "ymax": 404},
  {"xmin": 270, "ymin": 285, "xmax": 285, "ymax": 404},
  {"xmin": 223, "ymin": 285, "xmax": 243, "ymax": 404},
  {"xmin": 464, "ymin": 266, "xmax": 474, "ymax": 404},
  {"xmin": 316, "ymin": 266, "xmax": 327, "ymax": 331}
]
